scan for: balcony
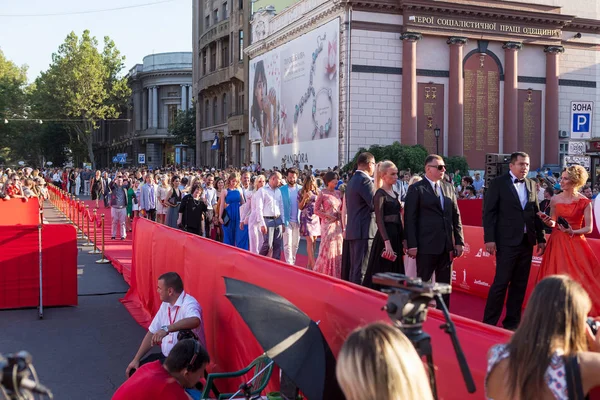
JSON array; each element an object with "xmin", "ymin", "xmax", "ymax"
[
  {"xmin": 227, "ymin": 112, "xmax": 244, "ymax": 132},
  {"xmin": 199, "ymin": 67, "xmax": 232, "ymax": 91},
  {"xmin": 199, "ymin": 20, "xmax": 229, "ymax": 48}
]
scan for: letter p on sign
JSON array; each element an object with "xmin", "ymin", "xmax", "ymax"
[{"xmin": 570, "ymin": 101, "xmax": 594, "ymax": 139}]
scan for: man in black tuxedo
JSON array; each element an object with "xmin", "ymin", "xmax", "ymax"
[
  {"xmin": 482, "ymin": 151, "xmax": 546, "ymax": 330},
  {"xmin": 404, "ymin": 154, "xmax": 464, "ymax": 309},
  {"xmin": 344, "ymin": 152, "xmax": 376, "ymax": 284}
]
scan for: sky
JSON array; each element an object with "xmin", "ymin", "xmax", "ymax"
[{"xmin": 0, "ymin": 0, "xmax": 193, "ymax": 83}]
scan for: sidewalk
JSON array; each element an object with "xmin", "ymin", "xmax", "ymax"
[{"xmin": 0, "ymin": 201, "xmax": 146, "ymax": 399}]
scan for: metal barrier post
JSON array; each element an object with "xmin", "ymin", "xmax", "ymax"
[
  {"xmin": 88, "ymin": 210, "xmax": 101, "ymax": 255},
  {"xmin": 95, "ymin": 214, "xmax": 111, "ymax": 264},
  {"xmin": 85, "ymin": 205, "xmax": 92, "ymax": 246}
]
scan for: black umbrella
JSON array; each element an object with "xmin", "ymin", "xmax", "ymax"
[{"xmin": 224, "ymin": 277, "xmax": 344, "ymax": 400}]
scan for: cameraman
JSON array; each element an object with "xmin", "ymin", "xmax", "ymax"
[
  {"xmin": 113, "ymin": 339, "xmax": 209, "ymax": 400},
  {"xmin": 125, "ymin": 272, "xmax": 204, "ymax": 378}
]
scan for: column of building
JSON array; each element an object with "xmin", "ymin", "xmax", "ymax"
[
  {"xmin": 400, "ymin": 32, "xmax": 422, "ymax": 146},
  {"xmin": 188, "ymin": 86, "xmax": 193, "ymax": 110},
  {"xmin": 544, "ymin": 46, "xmax": 564, "ymax": 166},
  {"xmin": 447, "ymin": 37, "xmax": 467, "ymax": 157},
  {"xmin": 181, "ymin": 85, "xmax": 188, "ymax": 112},
  {"xmin": 142, "ymin": 88, "xmax": 148, "ymax": 130},
  {"xmin": 147, "ymin": 87, "xmax": 153, "ymax": 129},
  {"xmin": 152, "ymin": 86, "xmax": 159, "ymax": 128},
  {"xmin": 503, "ymin": 42, "xmax": 522, "ymax": 154}
]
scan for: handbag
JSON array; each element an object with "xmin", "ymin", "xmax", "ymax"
[
  {"xmin": 558, "ymin": 216, "xmax": 571, "ymax": 229},
  {"xmin": 565, "ymin": 354, "xmax": 588, "ymax": 400}
]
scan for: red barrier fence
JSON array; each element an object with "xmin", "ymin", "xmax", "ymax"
[
  {"xmin": 0, "ymin": 199, "xmax": 40, "ymax": 226},
  {"xmin": 123, "ymin": 218, "xmax": 512, "ymax": 399},
  {"xmin": 0, "ymin": 223, "xmax": 78, "ymax": 309}
]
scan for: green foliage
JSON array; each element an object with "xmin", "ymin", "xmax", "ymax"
[
  {"xmin": 168, "ymin": 107, "xmax": 196, "ymax": 147},
  {"xmin": 343, "ymin": 142, "xmax": 429, "ymax": 173},
  {"xmin": 30, "ymin": 30, "xmax": 130, "ymax": 168},
  {"xmin": 443, "ymin": 156, "xmax": 469, "ymax": 175}
]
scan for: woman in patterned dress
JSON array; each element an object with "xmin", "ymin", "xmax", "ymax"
[
  {"xmin": 313, "ymin": 171, "xmax": 343, "ymax": 278},
  {"xmin": 156, "ymin": 175, "xmax": 170, "ymax": 225},
  {"xmin": 298, "ymin": 175, "xmax": 321, "ymax": 269}
]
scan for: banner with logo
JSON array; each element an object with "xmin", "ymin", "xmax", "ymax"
[{"xmin": 249, "ymin": 18, "xmax": 339, "ymax": 169}]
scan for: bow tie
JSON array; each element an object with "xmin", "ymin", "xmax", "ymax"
[{"xmin": 514, "ymin": 178, "xmax": 525, "ymax": 184}]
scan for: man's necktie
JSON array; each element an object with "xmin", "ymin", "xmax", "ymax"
[
  {"xmin": 435, "ymin": 183, "xmax": 444, "ymax": 210},
  {"xmin": 514, "ymin": 178, "xmax": 525, "ymax": 184}
]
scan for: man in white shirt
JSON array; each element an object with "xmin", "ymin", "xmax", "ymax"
[
  {"xmin": 255, "ymin": 172, "xmax": 285, "ymax": 259},
  {"xmin": 126, "ymin": 272, "xmax": 204, "ymax": 376},
  {"xmin": 280, "ymin": 168, "xmax": 301, "ymax": 265}
]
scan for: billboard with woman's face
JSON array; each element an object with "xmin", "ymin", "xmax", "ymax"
[{"xmin": 249, "ymin": 18, "xmax": 339, "ymax": 169}]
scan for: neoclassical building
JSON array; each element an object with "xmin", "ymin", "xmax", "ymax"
[
  {"xmin": 93, "ymin": 52, "xmax": 194, "ymax": 169},
  {"xmin": 246, "ymin": 0, "xmax": 600, "ymax": 170}
]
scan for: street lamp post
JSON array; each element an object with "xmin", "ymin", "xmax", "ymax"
[{"xmin": 434, "ymin": 126, "xmax": 441, "ymax": 155}]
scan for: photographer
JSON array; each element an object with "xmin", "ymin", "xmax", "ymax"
[
  {"xmin": 113, "ymin": 339, "xmax": 209, "ymax": 400},
  {"xmin": 486, "ymin": 275, "xmax": 600, "ymax": 399},
  {"xmin": 336, "ymin": 322, "xmax": 433, "ymax": 400}
]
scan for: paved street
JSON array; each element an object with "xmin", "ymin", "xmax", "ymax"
[{"xmin": 0, "ymin": 202, "xmax": 146, "ymax": 399}]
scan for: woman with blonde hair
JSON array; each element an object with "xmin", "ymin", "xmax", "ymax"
[
  {"xmin": 362, "ymin": 161, "xmax": 405, "ymax": 288},
  {"xmin": 156, "ymin": 175, "xmax": 170, "ymax": 224},
  {"xmin": 241, "ymin": 174, "xmax": 266, "ymax": 254},
  {"xmin": 218, "ymin": 172, "xmax": 248, "ymax": 250},
  {"xmin": 486, "ymin": 275, "xmax": 600, "ymax": 400},
  {"xmin": 298, "ymin": 175, "xmax": 321, "ymax": 269},
  {"xmin": 336, "ymin": 321, "xmax": 433, "ymax": 400},
  {"xmin": 536, "ymin": 165, "xmax": 600, "ymax": 315}
]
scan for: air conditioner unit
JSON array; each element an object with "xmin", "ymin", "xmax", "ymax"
[{"xmin": 559, "ymin": 131, "xmax": 569, "ymax": 138}]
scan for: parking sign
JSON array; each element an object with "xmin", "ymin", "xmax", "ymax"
[
  {"xmin": 138, "ymin": 153, "xmax": 146, "ymax": 164},
  {"xmin": 571, "ymin": 101, "xmax": 593, "ymax": 139}
]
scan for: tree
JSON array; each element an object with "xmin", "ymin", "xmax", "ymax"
[
  {"xmin": 31, "ymin": 30, "xmax": 130, "ymax": 168},
  {"xmin": 444, "ymin": 156, "xmax": 469, "ymax": 175},
  {"xmin": 343, "ymin": 142, "xmax": 429, "ymax": 173},
  {"xmin": 0, "ymin": 48, "xmax": 31, "ymax": 164},
  {"xmin": 168, "ymin": 107, "xmax": 196, "ymax": 147}
]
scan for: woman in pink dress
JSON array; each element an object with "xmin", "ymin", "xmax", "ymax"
[{"xmin": 313, "ymin": 171, "xmax": 343, "ymax": 278}]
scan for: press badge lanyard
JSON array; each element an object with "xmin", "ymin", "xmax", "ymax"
[{"xmin": 167, "ymin": 294, "xmax": 185, "ymax": 343}]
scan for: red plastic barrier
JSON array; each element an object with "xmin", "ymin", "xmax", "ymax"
[
  {"xmin": 0, "ymin": 224, "xmax": 78, "ymax": 309},
  {"xmin": 0, "ymin": 200, "xmax": 40, "ymax": 226},
  {"xmin": 123, "ymin": 218, "xmax": 511, "ymax": 399},
  {"xmin": 457, "ymin": 199, "xmax": 483, "ymax": 227}
]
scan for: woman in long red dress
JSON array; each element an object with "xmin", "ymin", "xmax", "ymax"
[{"xmin": 537, "ymin": 165, "xmax": 600, "ymax": 315}]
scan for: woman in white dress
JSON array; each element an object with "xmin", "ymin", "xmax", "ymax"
[
  {"xmin": 241, "ymin": 175, "xmax": 266, "ymax": 254},
  {"xmin": 75, "ymin": 170, "xmax": 81, "ymax": 196},
  {"xmin": 156, "ymin": 174, "xmax": 170, "ymax": 224}
]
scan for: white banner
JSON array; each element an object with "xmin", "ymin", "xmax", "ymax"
[{"xmin": 249, "ymin": 18, "xmax": 340, "ymax": 169}]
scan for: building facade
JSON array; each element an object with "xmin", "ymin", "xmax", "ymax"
[
  {"xmin": 245, "ymin": 0, "xmax": 600, "ymax": 171},
  {"xmin": 193, "ymin": 0, "xmax": 249, "ymax": 169},
  {"xmin": 93, "ymin": 52, "xmax": 194, "ymax": 169}
]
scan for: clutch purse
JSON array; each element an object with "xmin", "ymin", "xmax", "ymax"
[
  {"xmin": 381, "ymin": 250, "xmax": 397, "ymax": 262},
  {"xmin": 557, "ymin": 216, "xmax": 570, "ymax": 229},
  {"xmin": 221, "ymin": 209, "xmax": 230, "ymax": 226}
]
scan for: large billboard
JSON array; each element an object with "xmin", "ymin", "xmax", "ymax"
[{"xmin": 249, "ymin": 18, "xmax": 339, "ymax": 169}]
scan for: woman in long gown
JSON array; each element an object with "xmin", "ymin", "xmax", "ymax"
[
  {"xmin": 537, "ymin": 165, "xmax": 600, "ymax": 315},
  {"xmin": 363, "ymin": 161, "xmax": 405, "ymax": 289},
  {"xmin": 241, "ymin": 175, "xmax": 266, "ymax": 254},
  {"xmin": 298, "ymin": 175, "xmax": 321, "ymax": 269},
  {"xmin": 218, "ymin": 172, "xmax": 249, "ymax": 250},
  {"xmin": 313, "ymin": 171, "xmax": 343, "ymax": 279},
  {"xmin": 165, "ymin": 175, "xmax": 182, "ymax": 228}
]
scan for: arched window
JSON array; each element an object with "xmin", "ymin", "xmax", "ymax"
[
  {"xmin": 222, "ymin": 93, "xmax": 227, "ymax": 121},
  {"xmin": 213, "ymin": 96, "xmax": 218, "ymax": 125}
]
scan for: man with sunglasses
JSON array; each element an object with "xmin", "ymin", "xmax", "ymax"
[
  {"xmin": 404, "ymin": 154, "xmax": 464, "ymax": 309},
  {"xmin": 114, "ymin": 339, "xmax": 210, "ymax": 400}
]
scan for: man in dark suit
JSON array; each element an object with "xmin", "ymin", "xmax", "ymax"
[
  {"xmin": 404, "ymin": 154, "xmax": 464, "ymax": 309},
  {"xmin": 482, "ymin": 151, "xmax": 546, "ymax": 330},
  {"xmin": 344, "ymin": 152, "xmax": 376, "ymax": 284}
]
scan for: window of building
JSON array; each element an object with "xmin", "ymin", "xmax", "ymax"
[
  {"xmin": 238, "ymin": 82, "xmax": 244, "ymax": 114},
  {"xmin": 223, "ymin": 1, "xmax": 228, "ymax": 19},
  {"xmin": 204, "ymin": 100, "xmax": 210, "ymax": 127},
  {"xmin": 202, "ymin": 49, "xmax": 207, "ymax": 75},
  {"xmin": 559, "ymin": 141, "xmax": 568, "ymax": 167},
  {"xmin": 222, "ymin": 93, "xmax": 227, "ymax": 121},
  {"xmin": 239, "ymin": 0, "xmax": 243, "ymax": 10},
  {"xmin": 167, "ymin": 91, "xmax": 178, "ymax": 97},
  {"xmin": 214, "ymin": 9, "xmax": 219, "ymax": 23},
  {"xmin": 222, "ymin": 40, "xmax": 229, "ymax": 67},
  {"xmin": 168, "ymin": 104, "xmax": 178, "ymax": 127},
  {"xmin": 213, "ymin": 96, "xmax": 218, "ymax": 125},
  {"xmin": 210, "ymin": 43, "xmax": 217, "ymax": 71},
  {"xmin": 239, "ymin": 30, "xmax": 244, "ymax": 61},
  {"xmin": 205, "ymin": 15, "xmax": 210, "ymax": 28}
]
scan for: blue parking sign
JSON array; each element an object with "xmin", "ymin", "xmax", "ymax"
[{"xmin": 570, "ymin": 101, "xmax": 593, "ymax": 139}]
